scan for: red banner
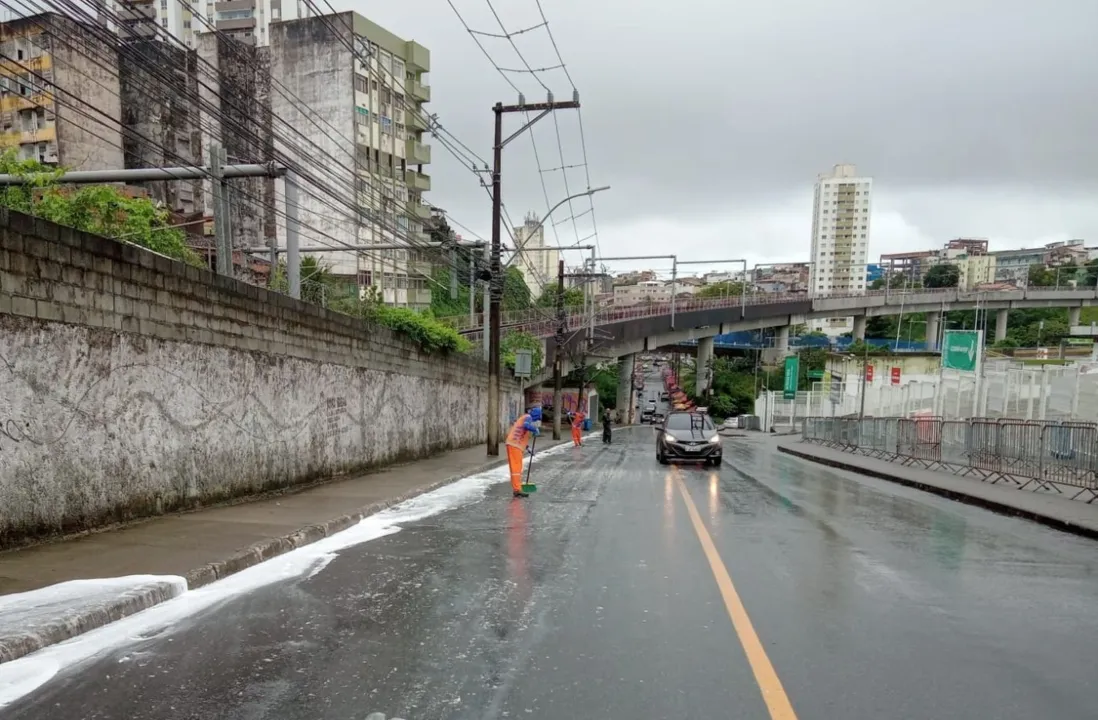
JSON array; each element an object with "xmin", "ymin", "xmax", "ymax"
[
  {"xmin": 865, "ymin": 365, "xmax": 874, "ymax": 382},
  {"xmin": 891, "ymin": 367, "xmax": 901, "ymax": 385}
]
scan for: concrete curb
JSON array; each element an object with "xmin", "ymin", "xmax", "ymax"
[
  {"xmin": 0, "ymin": 579, "xmax": 185, "ymax": 664},
  {"xmin": 0, "ymin": 455, "xmax": 513, "ymax": 666},
  {"xmin": 777, "ymin": 444, "xmax": 1098, "ymax": 541}
]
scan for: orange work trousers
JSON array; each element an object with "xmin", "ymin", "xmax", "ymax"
[
  {"xmin": 571, "ymin": 426, "xmax": 582, "ymax": 446},
  {"xmin": 507, "ymin": 445, "xmax": 525, "ymax": 492}
]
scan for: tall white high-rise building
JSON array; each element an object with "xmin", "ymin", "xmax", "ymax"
[
  {"xmin": 809, "ymin": 163, "xmax": 873, "ymax": 334},
  {"xmin": 512, "ymin": 212, "xmax": 557, "ymax": 299}
]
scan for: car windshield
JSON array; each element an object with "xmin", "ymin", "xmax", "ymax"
[{"xmin": 665, "ymin": 413, "xmax": 714, "ymax": 432}]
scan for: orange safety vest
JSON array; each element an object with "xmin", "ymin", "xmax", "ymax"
[
  {"xmin": 506, "ymin": 414, "xmax": 535, "ymax": 450},
  {"xmin": 571, "ymin": 411, "xmax": 586, "ymax": 429}
]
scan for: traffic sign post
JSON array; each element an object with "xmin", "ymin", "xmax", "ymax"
[
  {"xmin": 940, "ymin": 329, "xmax": 984, "ymax": 418},
  {"xmin": 942, "ymin": 330, "xmax": 980, "ymax": 372},
  {"xmin": 783, "ymin": 355, "xmax": 799, "ymax": 400}
]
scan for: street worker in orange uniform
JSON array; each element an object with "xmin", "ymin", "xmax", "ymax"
[
  {"xmin": 506, "ymin": 406, "xmax": 542, "ymax": 498},
  {"xmin": 570, "ymin": 408, "xmax": 586, "ymax": 447}
]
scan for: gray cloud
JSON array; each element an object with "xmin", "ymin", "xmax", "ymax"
[{"xmin": 352, "ymin": 0, "xmax": 1098, "ymax": 267}]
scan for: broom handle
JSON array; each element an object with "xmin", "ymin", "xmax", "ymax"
[{"xmin": 524, "ymin": 435, "xmax": 537, "ymax": 484}]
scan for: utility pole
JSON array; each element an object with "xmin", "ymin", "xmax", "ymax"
[
  {"xmin": 210, "ymin": 143, "xmax": 228, "ymax": 277},
  {"xmin": 487, "ymin": 92, "xmax": 581, "ymax": 456},
  {"xmin": 552, "ymin": 258, "xmax": 566, "ymax": 440},
  {"xmin": 285, "ymin": 172, "xmax": 301, "ymax": 300}
]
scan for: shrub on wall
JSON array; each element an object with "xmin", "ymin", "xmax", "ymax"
[
  {"xmin": 0, "ymin": 151, "xmax": 203, "ymax": 266},
  {"xmin": 330, "ymin": 287, "xmax": 472, "ymax": 356}
]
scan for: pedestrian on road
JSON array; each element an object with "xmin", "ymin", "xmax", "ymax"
[
  {"xmin": 506, "ymin": 406, "xmax": 542, "ymax": 498},
  {"xmin": 602, "ymin": 408, "xmax": 612, "ymax": 444},
  {"xmin": 571, "ymin": 408, "xmax": 586, "ymax": 447}
]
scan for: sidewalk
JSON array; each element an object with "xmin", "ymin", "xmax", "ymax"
[
  {"xmin": 0, "ymin": 436, "xmax": 570, "ymax": 663},
  {"xmin": 778, "ymin": 441, "xmax": 1098, "ymax": 539}
]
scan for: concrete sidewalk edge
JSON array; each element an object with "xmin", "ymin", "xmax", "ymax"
[
  {"xmin": 777, "ymin": 443, "xmax": 1098, "ymax": 541},
  {"xmin": 0, "ymin": 579, "xmax": 185, "ymax": 665},
  {"xmin": 0, "ymin": 455, "xmax": 512, "ymax": 666}
]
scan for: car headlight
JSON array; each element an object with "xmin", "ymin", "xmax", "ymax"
[
  {"xmin": 664, "ymin": 433, "xmax": 676, "ymax": 443},
  {"xmin": 709, "ymin": 435, "xmax": 721, "ymax": 444}
]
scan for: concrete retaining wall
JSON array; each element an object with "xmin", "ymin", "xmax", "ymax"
[{"xmin": 0, "ymin": 209, "xmax": 520, "ymax": 547}]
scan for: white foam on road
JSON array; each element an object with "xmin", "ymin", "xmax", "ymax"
[{"xmin": 0, "ymin": 447, "xmax": 566, "ymax": 708}]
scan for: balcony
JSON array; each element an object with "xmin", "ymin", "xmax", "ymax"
[
  {"xmin": 405, "ymin": 40, "xmax": 430, "ymax": 71},
  {"xmin": 215, "ymin": 0, "xmax": 255, "ymax": 10},
  {"xmin": 411, "ymin": 201, "xmax": 432, "ymax": 220},
  {"xmin": 216, "ymin": 17, "xmax": 256, "ymax": 30},
  {"xmin": 409, "ymin": 80, "xmax": 431, "ymax": 102},
  {"xmin": 405, "ymin": 138, "xmax": 430, "ymax": 165},
  {"xmin": 407, "ymin": 110, "xmax": 428, "ymax": 132},
  {"xmin": 405, "ymin": 169, "xmax": 430, "ymax": 192}
]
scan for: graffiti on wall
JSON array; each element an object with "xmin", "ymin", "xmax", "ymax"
[
  {"xmin": 525, "ymin": 388, "xmax": 589, "ymax": 415},
  {"xmin": 0, "ymin": 318, "xmax": 494, "ymax": 544}
]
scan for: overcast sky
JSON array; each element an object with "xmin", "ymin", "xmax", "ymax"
[{"xmin": 349, "ymin": 0, "xmax": 1098, "ymax": 277}]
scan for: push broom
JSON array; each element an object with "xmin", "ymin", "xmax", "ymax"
[{"xmin": 521, "ymin": 435, "xmax": 538, "ymax": 493}]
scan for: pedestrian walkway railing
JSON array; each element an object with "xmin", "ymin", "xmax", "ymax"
[{"xmin": 801, "ymin": 416, "xmax": 1098, "ymax": 503}]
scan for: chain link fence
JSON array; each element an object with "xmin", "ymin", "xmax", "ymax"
[{"xmin": 802, "ymin": 416, "xmax": 1098, "ymax": 502}]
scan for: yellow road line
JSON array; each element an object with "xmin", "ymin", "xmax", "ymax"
[{"xmin": 675, "ymin": 471, "xmax": 799, "ymax": 720}]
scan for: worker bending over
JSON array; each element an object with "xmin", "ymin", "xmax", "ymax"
[{"xmin": 506, "ymin": 406, "xmax": 542, "ymax": 498}]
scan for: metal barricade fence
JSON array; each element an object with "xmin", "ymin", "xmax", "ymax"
[
  {"xmin": 798, "ymin": 415, "xmax": 1098, "ymax": 502},
  {"xmin": 968, "ymin": 420, "xmax": 1002, "ymax": 476},
  {"xmin": 939, "ymin": 420, "xmax": 971, "ymax": 469},
  {"xmin": 997, "ymin": 421, "xmax": 1043, "ymax": 482},
  {"xmin": 898, "ymin": 417, "xmax": 942, "ymax": 464},
  {"xmin": 1040, "ymin": 422, "xmax": 1098, "ymax": 493}
]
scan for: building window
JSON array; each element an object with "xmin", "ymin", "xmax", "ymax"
[{"xmin": 162, "ymin": 18, "xmax": 168, "ymax": 27}]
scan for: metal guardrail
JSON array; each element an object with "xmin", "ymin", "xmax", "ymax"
[
  {"xmin": 444, "ymin": 286, "xmax": 1098, "ymax": 338},
  {"xmin": 443, "ymin": 287, "xmax": 968, "ymax": 334},
  {"xmin": 801, "ymin": 416, "xmax": 1098, "ymax": 503}
]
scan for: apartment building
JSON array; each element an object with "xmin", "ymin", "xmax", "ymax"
[
  {"xmin": 614, "ymin": 281, "xmax": 670, "ymax": 306},
  {"xmin": 0, "ymin": 14, "xmax": 123, "ymax": 171},
  {"xmin": 809, "ymin": 163, "xmax": 873, "ymax": 334},
  {"xmin": 512, "ymin": 212, "xmax": 557, "ymax": 298},
  {"xmin": 269, "ymin": 12, "xmax": 433, "ymax": 307}
]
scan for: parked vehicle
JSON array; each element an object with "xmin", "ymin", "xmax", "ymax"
[{"xmin": 656, "ymin": 412, "xmax": 722, "ymax": 466}]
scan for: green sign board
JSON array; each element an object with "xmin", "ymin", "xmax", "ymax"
[
  {"xmin": 807, "ymin": 370, "xmax": 825, "ymax": 381},
  {"xmin": 942, "ymin": 330, "xmax": 980, "ymax": 372},
  {"xmin": 783, "ymin": 355, "xmax": 800, "ymax": 399}
]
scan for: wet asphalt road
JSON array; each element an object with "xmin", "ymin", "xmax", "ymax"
[{"xmin": 7, "ymin": 424, "xmax": 1098, "ymax": 718}]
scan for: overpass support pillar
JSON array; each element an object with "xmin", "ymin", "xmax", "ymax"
[
  {"xmin": 853, "ymin": 316, "xmax": 867, "ymax": 341},
  {"xmin": 776, "ymin": 325, "xmax": 790, "ymax": 354},
  {"xmin": 696, "ymin": 337, "xmax": 714, "ymax": 398},
  {"xmin": 926, "ymin": 312, "xmax": 941, "ymax": 351},
  {"xmin": 995, "ymin": 309, "xmax": 1009, "ymax": 342},
  {"xmin": 617, "ymin": 353, "xmax": 635, "ymax": 424},
  {"xmin": 1069, "ymin": 307, "xmax": 1081, "ymax": 327}
]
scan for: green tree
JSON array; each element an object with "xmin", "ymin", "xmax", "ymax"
[
  {"xmin": 501, "ymin": 330, "xmax": 544, "ymax": 371},
  {"xmin": 1084, "ymin": 258, "xmax": 1098, "ymax": 288},
  {"xmin": 924, "ymin": 264, "xmax": 960, "ymax": 288},
  {"xmin": 1027, "ymin": 263, "xmax": 1056, "ymax": 287},
  {"xmin": 503, "ymin": 266, "xmax": 533, "ymax": 311},
  {"xmin": 0, "ymin": 151, "xmax": 201, "ymax": 266},
  {"xmin": 269, "ymin": 256, "xmax": 343, "ymax": 307},
  {"xmin": 696, "ymin": 281, "xmax": 746, "ymax": 299},
  {"xmin": 536, "ymin": 286, "xmax": 585, "ymax": 308}
]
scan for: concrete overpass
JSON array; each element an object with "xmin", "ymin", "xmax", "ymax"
[{"xmin": 480, "ymin": 287, "xmax": 1098, "ymax": 401}]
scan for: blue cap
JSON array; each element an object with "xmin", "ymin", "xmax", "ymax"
[{"xmin": 528, "ymin": 406, "xmax": 543, "ymax": 421}]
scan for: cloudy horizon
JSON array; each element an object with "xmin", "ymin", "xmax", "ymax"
[{"xmin": 345, "ymin": 0, "xmax": 1098, "ymax": 277}]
